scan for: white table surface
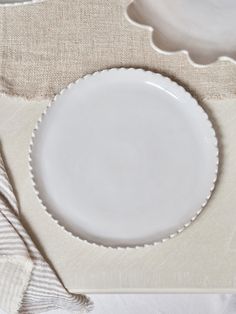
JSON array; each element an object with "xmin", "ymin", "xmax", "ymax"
[{"xmin": 0, "ymin": 294, "xmax": 235, "ymax": 314}]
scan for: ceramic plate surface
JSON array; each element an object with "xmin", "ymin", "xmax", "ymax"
[
  {"xmin": 127, "ymin": 0, "xmax": 236, "ymax": 65},
  {"xmin": 0, "ymin": 0, "xmax": 43, "ymax": 5},
  {"xmin": 30, "ymin": 69, "xmax": 218, "ymax": 247}
]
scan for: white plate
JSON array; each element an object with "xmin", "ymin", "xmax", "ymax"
[
  {"xmin": 30, "ymin": 69, "xmax": 218, "ymax": 247},
  {"xmin": 0, "ymin": 0, "xmax": 43, "ymax": 5},
  {"xmin": 127, "ymin": 0, "xmax": 236, "ymax": 65}
]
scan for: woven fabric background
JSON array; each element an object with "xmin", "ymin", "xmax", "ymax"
[{"xmin": 0, "ymin": 0, "xmax": 236, "ymax": 100}]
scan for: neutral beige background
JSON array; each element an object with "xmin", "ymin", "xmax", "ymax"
[
  {"xmin": 0, "ymin": 94, "xmax": 236, "ymax": 292},
  {"xmin": 0, "ymin": 0, "xmax": 236, "ymax": 292},
  {"xmin": 0, "ymin": 0, "xmax": 236, "ymax": 100}
]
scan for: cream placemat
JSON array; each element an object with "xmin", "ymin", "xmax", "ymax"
[
  {"xmin": 0, "ymin": 93, "xmax": 236, "ymax": 292},
  {"xmin": 0, "ymin": 0, "xmax": 236, "ymax": 100}
]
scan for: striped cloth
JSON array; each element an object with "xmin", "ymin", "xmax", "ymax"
[{"xmin": 0, "ymin": 148, "xmax": 92, "ymax": 314}]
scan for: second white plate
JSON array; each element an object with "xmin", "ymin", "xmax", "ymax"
[
  {"xmin": 30, "ymin": 69, "xmax": 218, "ymax": 247},
  {"xmin": 0, "ymin": 0, "xmax": 42, "ymax": 5},
  {"xmin": 127, "ymin": 0, "xmax": 236, "ymax": 65}
]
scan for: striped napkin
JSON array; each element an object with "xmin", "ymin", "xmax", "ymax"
[{"xmin": 0, "ymin": 148, "xmax": 92, "ymax": 314}]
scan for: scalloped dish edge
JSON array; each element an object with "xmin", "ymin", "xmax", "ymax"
[
  {"xmin": 125, "ymin": 0, "xmax": 236, "ymax": 67},
  {"xmin": 28, "ymin": 68, "xmax": 219, "ymax": 250}
]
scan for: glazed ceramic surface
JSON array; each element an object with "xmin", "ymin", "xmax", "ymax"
[
  {"xmin": 127, "ymin": 0, "xmax": 236, "ymax": 65},
  {"xmin": 30, "ymin": 69, "xmax": 218, "ymax": 247},
  {"xmin": 0, "ymin": 0, "xmax": 42, "ymax": 5}
]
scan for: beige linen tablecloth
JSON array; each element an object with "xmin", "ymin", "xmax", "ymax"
[
  {"xmin": 0, "ymin": 0, "xmax": 236, "ymax": 100},
  {"xmin": 0, "ymin": 0, "xmax": 236, "ymax": 292}
]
